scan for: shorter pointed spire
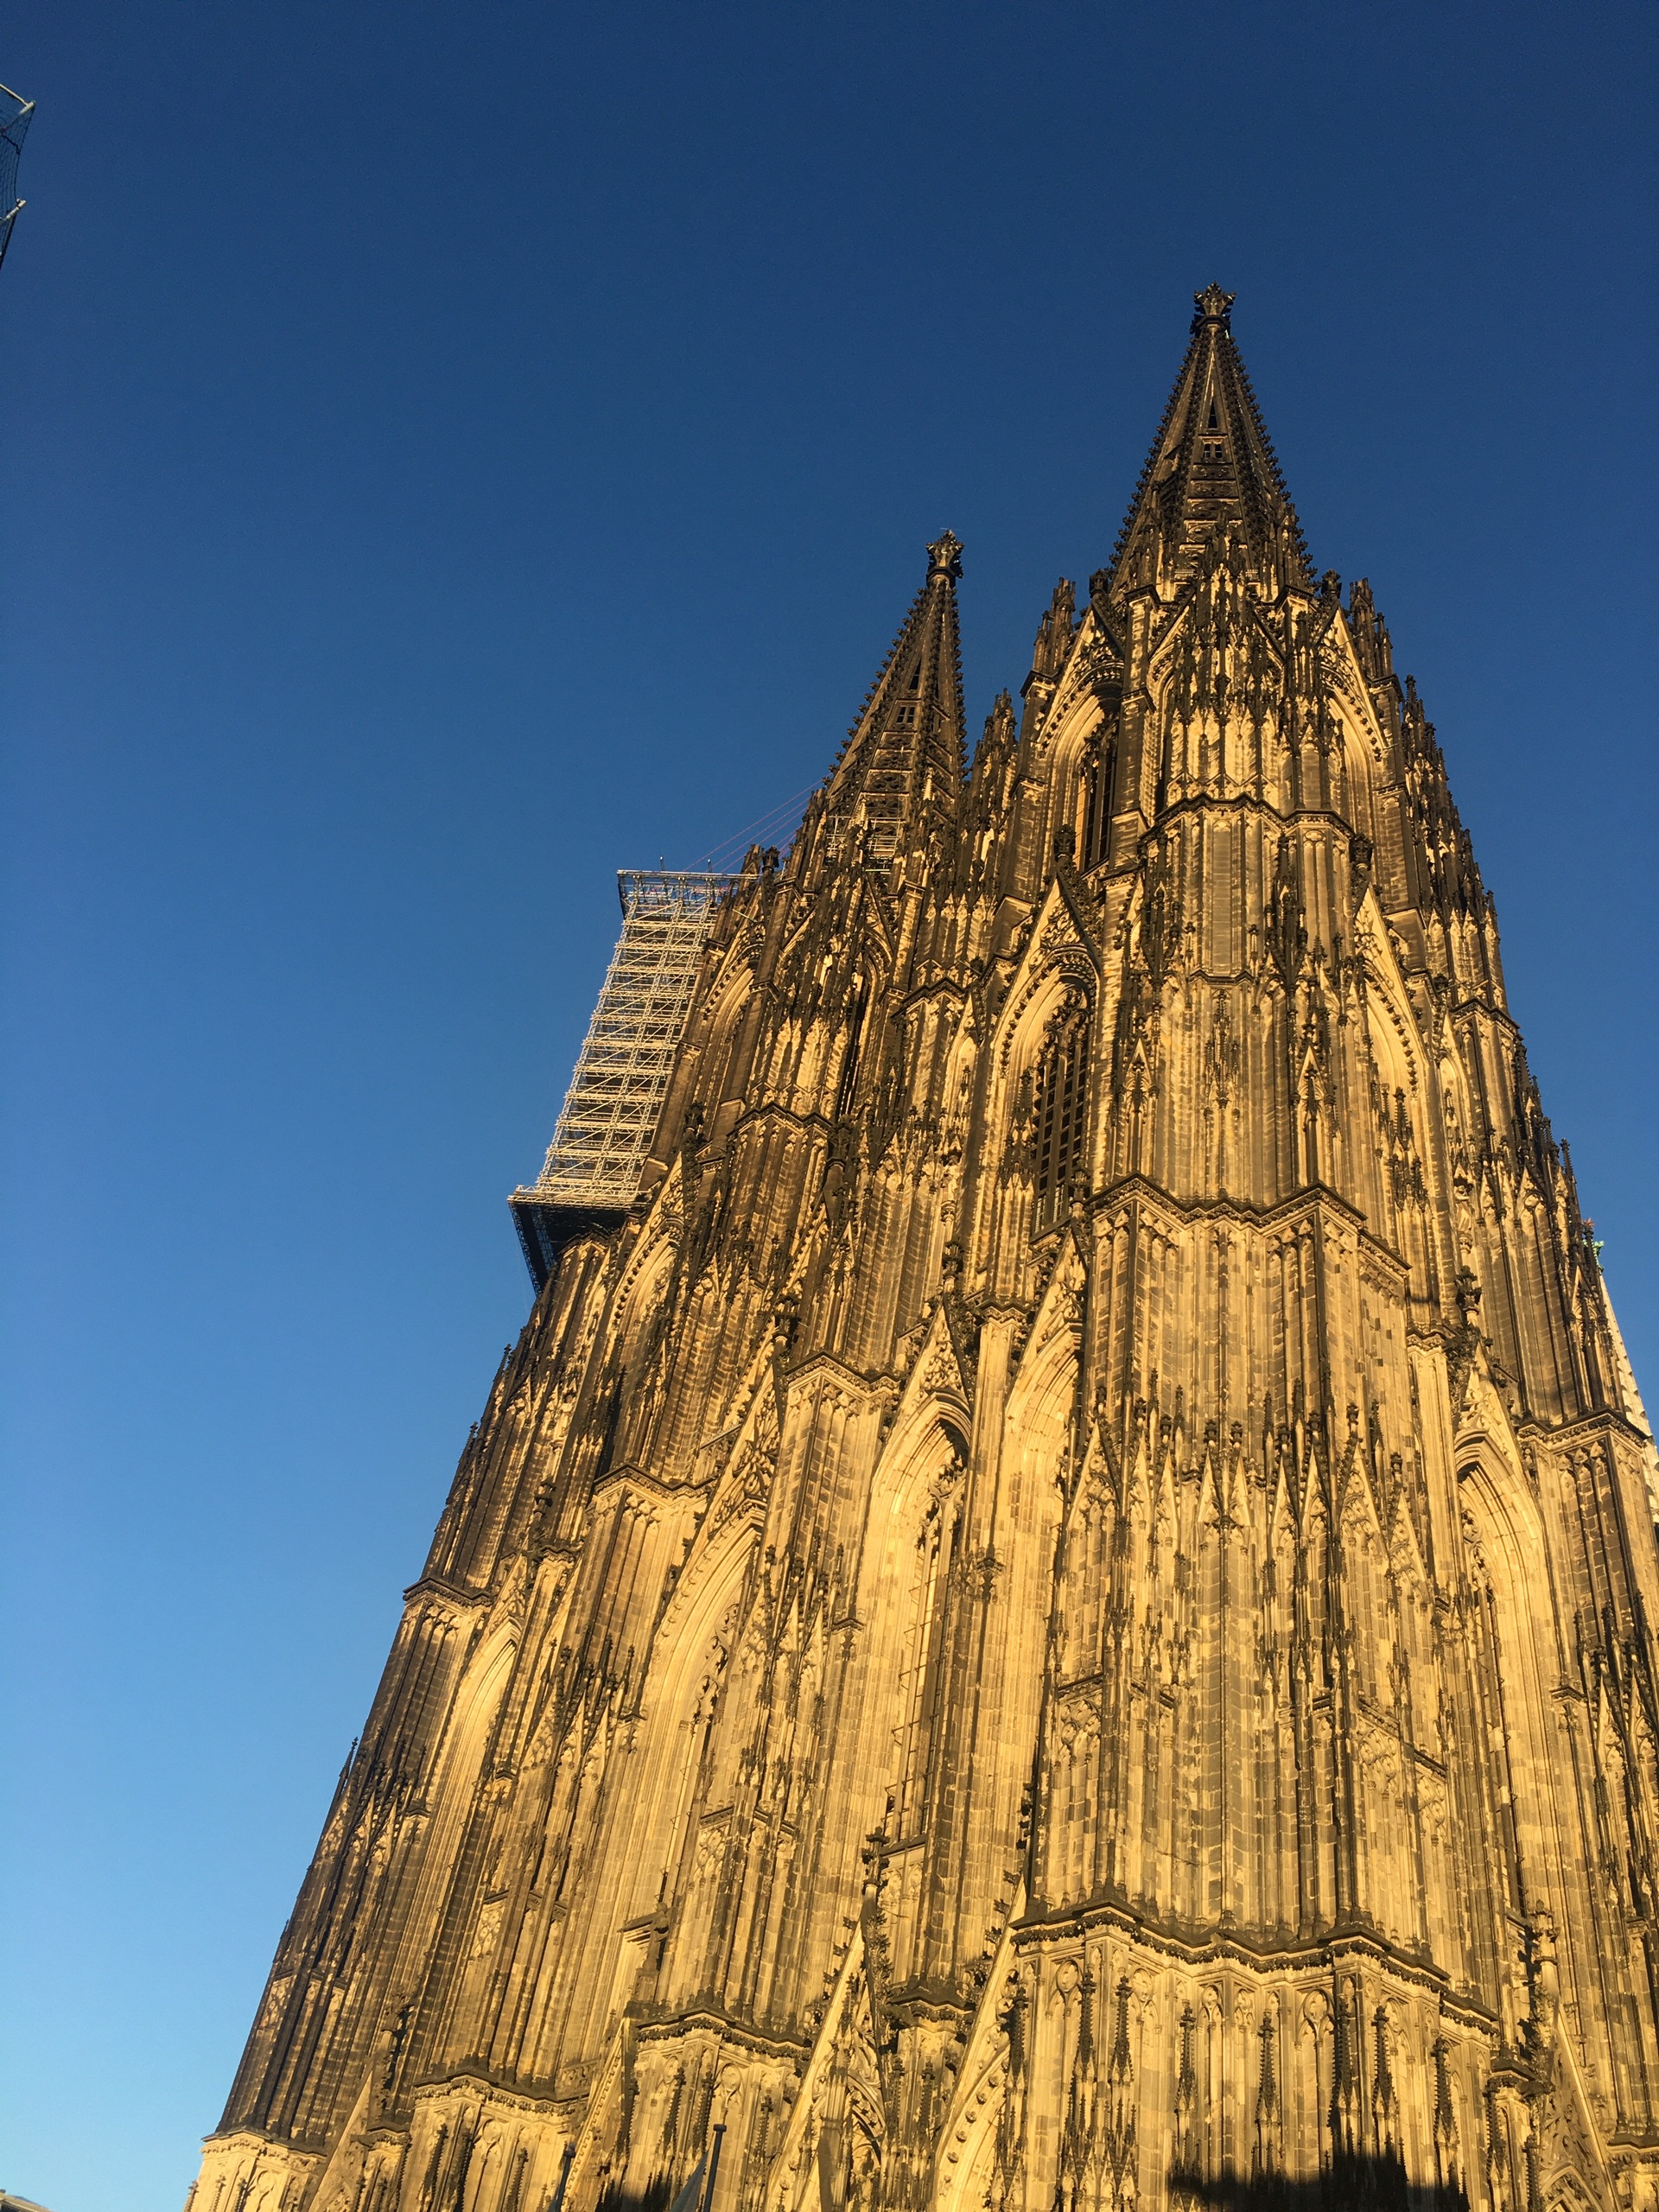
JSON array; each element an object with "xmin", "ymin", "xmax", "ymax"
[
  {"xmin": 1103, "ymin": 286, "xmax": 1313, "ymax": 603},
  {"xmin": 971, "ymin": 689, "xmax": 1016, "ymax": 780},
  {"xmin": 816, "ymin": 533, "xmax": 967, "ymax": 874},
  {"xmin": 1027, "ymin": 578, "xmax": 1077, "ymax": 687},
  {"xmin": 1346, "ymin": 577, "xmax": 1395, "ymax": 686}
]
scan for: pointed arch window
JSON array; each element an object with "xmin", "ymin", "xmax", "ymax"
[
  {"xmin": 1032, "ymin": 995, "xmax": 1090, "ymax": 1233},
  {"xmin": 1081, "ymin": 730, "xmax": 1117, "ymax": 871},
  {"xmin": 893, "ymin": 1484, "xmax": 958, "ymax": 1840},
  {"xmin": 834, "ymin": 974, "xmax": 869, "ymax": 1122}
]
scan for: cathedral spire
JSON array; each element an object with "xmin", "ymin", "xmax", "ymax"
[
  {"xmin": 815, "ymin": 531, "xmax": 967, "ymax": 872},
  {"xmin": 1103, "ymin": 285, "xmax": 1313, "ymax": 602}
]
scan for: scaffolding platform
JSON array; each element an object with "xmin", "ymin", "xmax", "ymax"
[{"xmin": 511, "ymin": 869, "xmax": 735, "ymax": 1287}]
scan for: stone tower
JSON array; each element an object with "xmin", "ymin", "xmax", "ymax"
[{"xmin": 190, "ymin": 289, "xmax": 1659, "ymax": 2212}]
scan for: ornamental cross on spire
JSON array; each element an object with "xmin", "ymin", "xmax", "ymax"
[{"xmin": 1193, "ymin": 282, "xmax": 1236, "ymax": 324}]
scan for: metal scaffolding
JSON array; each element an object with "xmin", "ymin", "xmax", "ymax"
[
  {"xmin": 512, "ymin": 870, "xmax": 734, "ymax": 1281},
  {"xmin": 0, "ymin": 86, "xmax": 33, "ymax": 276}
]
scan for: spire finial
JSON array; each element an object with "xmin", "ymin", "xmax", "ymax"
[
  {"xmin": 927, "ymin": 531, "xmax": 963, "ymax": 581},
  {"xmin": 1192, "ymin": 282, "xmax": 1235, "ymax": 327}
]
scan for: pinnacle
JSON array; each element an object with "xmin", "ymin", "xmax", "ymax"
[
  {"xmin": 1192, "ymin": 281, "xmax": 1235, "ymax": 325},
  {"xmin": 1103, "ymin": 287, "xmax": 1312, "ymax": 603},
  {"xmin": 928, "ymin": 530, "xmax": 964, "ymax": 581},
  {"xmin": 813, "ymin": 530, "xmax": 968, "ymax": 871}
]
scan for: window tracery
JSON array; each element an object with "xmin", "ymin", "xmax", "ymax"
[{"xmin": 1032, "ymin": 996, "xmax": 1091, "ymax": 1234}]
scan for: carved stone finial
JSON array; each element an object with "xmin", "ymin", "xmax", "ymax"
[
  {"xmin": 927, "ymin": 530, "xmax": 964, "ymax": 581},
  {"xmin": 1525, "ymin": 1907, "xmax": 1560, "ymax": 2069},
  {"xmin": 1193, "ymin": 282, "xmax": 1236, "ymax": 325}
]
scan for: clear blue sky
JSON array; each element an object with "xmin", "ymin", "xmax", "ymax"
[{"xmin": 2, "ymin": 6, "xmax": 1654, "ymax": 2208}]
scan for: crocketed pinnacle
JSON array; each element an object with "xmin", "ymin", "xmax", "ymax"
[
  {"xmin": 1103, "ymin": 286, "xmax": 1313, "ymax": 602},
  {"xmin": 818, "ymin": 531, "xmax": 967, "ymax": 866}
]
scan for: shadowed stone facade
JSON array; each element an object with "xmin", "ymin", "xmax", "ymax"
[{"xmin": 189, "ymin": 289, "xmax": 1659, "ymax": 2212}]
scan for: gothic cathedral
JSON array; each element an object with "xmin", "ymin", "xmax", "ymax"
[{"xmin": 188, "ymin": 289, "xmax": 1659, "ymax": 2212}]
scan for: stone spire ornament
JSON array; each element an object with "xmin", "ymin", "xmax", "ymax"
[
  {"xmin": 926, "ymin": 529, "xmax": 963, "ymax": 579},
  {"xmin": 1192, "ymin": 279, "xmax": 1235, "ymax": 321}
]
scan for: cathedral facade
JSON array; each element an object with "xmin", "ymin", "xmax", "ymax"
[{"xmin": 189, "ymin": 290, "xmax": 1659, "ymax": 2212}]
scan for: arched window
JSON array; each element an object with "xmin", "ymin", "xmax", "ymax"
[
  {"xmin": 834, "ymin": 974, "xmax": 869, "ymax": 1122},
  {"xmin": 892, "ymin": 1489, "xmax": 957, "ymax": 1840},
  {"xmin": 1081, "ymin": 728, "xmax": 1118, "ymax": 870},
  {"xmin": 1033, "ymin": 996, "xmax": 1090, "ymax": 1232}
]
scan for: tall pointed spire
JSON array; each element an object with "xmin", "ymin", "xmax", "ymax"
[
  {"xmin": 1103, "ymin": 285, "xmax": 1312, "ymax": 602},
  {"xmin": 816, "ymin": 531, "xmax": 966, "ymax": 871}
]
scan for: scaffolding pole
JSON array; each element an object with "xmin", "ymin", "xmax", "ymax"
[
  {"xmin": 0, "ymin": 86, "xmax": 33, "ymax": 276},
  {"xmin": 511, "ymin": 869, "xmax": 734, "ymax": 1284}
]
